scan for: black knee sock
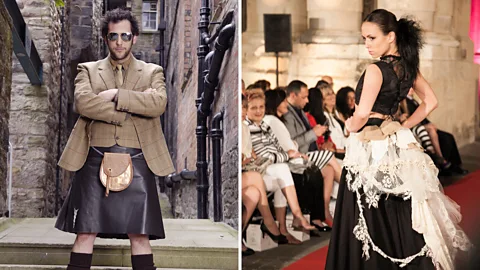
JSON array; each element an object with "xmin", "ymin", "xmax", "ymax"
[
  {"xmin": 131, "ymin": 254, "xmax": 156, "ymax": 270},
  {"xmin": 67, "ymin": 252, "xmax": 92, "ymax": 270}
]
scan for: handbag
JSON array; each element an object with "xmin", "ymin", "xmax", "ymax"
[{"xmin": 243, "ymin": 156, "xmax": 272, "ymax": 175}]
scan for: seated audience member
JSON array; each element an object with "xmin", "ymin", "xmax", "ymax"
[
  {"xmin": 244, "ymin": 90, "xmax": 315, "ymax": 244},
  {"xmin": 241, "ymin": 95, "xmax": 287, "ymax": 254},
  {"xmin": 245, "ymin": 83, "xmax": 257, "ymax": 92},
  {"xmin": 283, "ymin": 80, "xmax": 344, "ymax": 226},
  {"xmin": 335, "ymin": 86, "xmax": 355, "ymax": 123},
  {"xmin": 264, "ymin": 90, "xmax": 334, "ymax": 230},
  {"xmin": 302, "ymin": 88, "xmax": 334, "ymax": 150},
  {"xmin": 402, "ymin": 89, "xmax": 468, "ymax": 175},
  {"xmin": 253, "ymin": 79, "xmax": 271, "ymax": 92},
  {"xmin": 321, "ymin": 75, "xmax": 334, "ymax": 90},
  {"xmin": 241, "ymin": 173, "xmax": 260, "ymax": 257},
  {"xmin": 317, "ymin": 84, "xmax": 347, "ymax": 156},
  {"xmin": 315, "ymin": 79, "xmax": 330, "ymax": 91},
  {"xmin": 272, "ymin": 86, "xmax": 286, "ymax": 92}
]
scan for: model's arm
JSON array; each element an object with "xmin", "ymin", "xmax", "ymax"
[
  {"xmin": 74, "ymin": 64, "xmax": 127, "ymax": 126},
  {"xmin": 401, "ymin": 72, "xmax": 438, "ymax": 129},
  {"xmin": 346, "ymin": 64, "xmax": 382, "ymax": 132},
  {"xmin": 115, "ymin": 66, "xmax": 167, "ymax": 118}
]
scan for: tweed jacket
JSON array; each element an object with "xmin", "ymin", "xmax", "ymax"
[
  {"xmin": 283, "ymin": 103, "xmax": 317, "ymax": 154},
  {"xmin": 58, "ymin": 56, "xmax": 175, "ymax": 176}
]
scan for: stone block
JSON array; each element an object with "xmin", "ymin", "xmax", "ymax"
[
  {"xmin": 435, "ymin": 0, "xmax": 454, "ymax": 15},
  {"xmin": 14, "ymin": 148, "xmax": 48, "ymax": 162},
  {"xmin": 296, "ymin": 43, "xmax": 360, "ymax": 59},
  {"xmin": 10, "ymin": 96, "xmax": 49, "ymax": 112},
  {"xmin": 22, "ymin": 0, "xmax": 47, "ymax": 8},
  {"xmin": 81, "ymin": 16, "xmax": 92, "ymax": 26},
  {"xmin": 71, "ymin": 26, "xmax": 92, "ymax": 42},
  {"xmin": 79, "ymin": 6, "xmax": 93, "ymax": 17},
  {"xmin": 306, "ymin": 11, "xmax": 361, "ymax": 31},
  {"xmin": 19, "ymin": 6, "xmax": 49, "ymax": 17},
  {"xmin": 25, "ymin": 17, "xmax": 52, "ymax": 27},
  {"xmin": 22, "ymin": 85, "xmax": 48, "ymax": 97},
  {"xmin": 378, "ymin": 0, "xmax": 435, "ymax": 11},
  {"xmin": 306, "ymin": 0, "xmax": 362, "ymax": 12},
  {"xmin": 433, "ymin": 16, "xmax": 453, "ymax": 34}
]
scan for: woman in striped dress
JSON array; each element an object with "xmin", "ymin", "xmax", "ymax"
[
  {"xmin": 244, "ymin": 89, "xmax": 315, "ymax": 241},
  {"xmin": 263, "ymin": 89, "xmax": 340, "ymax": 228}
]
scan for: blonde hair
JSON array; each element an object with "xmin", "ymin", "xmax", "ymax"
[
  {"xmin": 245, "ymin": 88, "xmax": 265, "ymax": 103},
  {"xmin": 318, "ymin": 84, "xmax": 337, "ymax": 113}
]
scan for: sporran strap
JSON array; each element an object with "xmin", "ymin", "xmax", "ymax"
[{"xmin": 91, "ymin": 146, "xmax": 143, "ymax": 158}]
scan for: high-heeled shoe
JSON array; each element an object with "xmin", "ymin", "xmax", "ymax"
[
  {"xmin": 311, "ymin": 222, "xmax": 332, "ymax": 232},
  {"xmin": 260, "ymin": 222, "xmax": 288, "ymax": 244},
  {"xmin": 242, "ymin": 247, "xmax": 255, "ymax": 257},
  {"xmin": 291, "ymin": 217, "xmax": 317, "ymax": 232}
]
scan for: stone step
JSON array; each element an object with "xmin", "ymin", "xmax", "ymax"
[
  {"xmin": 0, "ymin": 218, "xmax": 238, "ymax": 269},
  {"xmin": 0, "ymin": 265, "xmax": 204, "ymax": 270}
]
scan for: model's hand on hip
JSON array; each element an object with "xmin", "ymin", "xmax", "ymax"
[{"xmin": 98, "ymin": 89, "xmax": 118, "ymax": 101}]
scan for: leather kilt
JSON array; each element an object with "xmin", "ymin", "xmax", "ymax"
[{"xmin": 55, "ymin": 145, "xmax": 165, "ymax": 239}]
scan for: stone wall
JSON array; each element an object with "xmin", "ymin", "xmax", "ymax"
[
  {"xmin": 209, "ymin": 0, "xmax": 239, "ymax": 228},
  {"xmin": 69, "ymin": 0, "xmax": 104, "ymax": 62},
  {"xmin": 164, "ymin": 0, "xmax": 239, "ymax": 229},
  {"xmin": 9, "ymin": 0, "xmax": 67, "ymax": 217},
  {"xmin": 130, "ymin": 0, "xmax": 161, "ymax": 64},
  {"xmin": 0, "ymin": 1, "xmax": 13, "ymax": 216},
  {"xmin": 242, "ymin": 0, "xmax": 479, "ymax": 147},
  {"xmin": 59, "ymin": 0, "xmax": 104, "ymax": 201}
]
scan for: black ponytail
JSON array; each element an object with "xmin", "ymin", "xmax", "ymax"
[{"xmin": 396, "ymin": 17, "xmax": 423, "ymax": 83}]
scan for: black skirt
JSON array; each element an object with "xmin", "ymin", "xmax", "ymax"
[
  {"xmin": 55, "ymin": 145, "xmax": 165, "ymax": 240},
  {"xmin": 325, "ymin": 169, "xmax": 435, "ymax": 269}
]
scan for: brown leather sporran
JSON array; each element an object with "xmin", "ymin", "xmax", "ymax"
[{"xmin": 99, "ymin": 152, "xmax": 133, "ymax": 197}]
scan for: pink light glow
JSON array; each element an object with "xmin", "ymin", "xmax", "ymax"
[{"xmin": 471, "ymin": 0, "xmax": 480, "ymax": 64}]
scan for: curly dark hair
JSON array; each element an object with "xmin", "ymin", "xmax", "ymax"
[{"xmin": 101, "ymin": 8, "xmax": 140, "ymax": 38}]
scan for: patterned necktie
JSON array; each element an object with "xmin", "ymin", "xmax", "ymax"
[{"xmin": 115, "ymin": 64, "xmax": 123, "ymax": 88}]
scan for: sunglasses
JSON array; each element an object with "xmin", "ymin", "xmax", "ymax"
[{"xmin": 106, "ymin": 32, "xmax": 133, "ymax": 42}]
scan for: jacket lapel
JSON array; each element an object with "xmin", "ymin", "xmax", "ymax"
[
  {"xmin": 123, "ymin": 57, "xmax": 142, "ymax": 90},
  {"xmin": 98, "ymin": 58, "xmax": 116, "ymax": 90},
  {"xmin": 287, "ymin": 103, "xmax": 305, "ymax": 126}
]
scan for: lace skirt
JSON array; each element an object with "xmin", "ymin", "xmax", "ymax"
[{"xmin": 325, "ymin": 120, "xmax": 471, "ymax": 270}]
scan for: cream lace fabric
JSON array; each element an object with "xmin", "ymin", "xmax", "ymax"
[{"xmin": 343, "ymin": 121, "xmax": 472, "ymax": 270}]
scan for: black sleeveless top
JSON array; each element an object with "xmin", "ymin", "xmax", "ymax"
[{"xmin": 355, "ymin": 55, "xmax": 414, "ymax": 116}]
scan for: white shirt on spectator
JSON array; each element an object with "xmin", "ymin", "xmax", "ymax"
[
  {"xmin": 241, "ymin": 122, "xmax": 252, "ymax": 158},
  {"xmin": 323, "ymin": 111, "xmax": 347, "ymax": 150},
  {"xmin": 263, "ymin": 115, "xmax": 298, "ymax": 152}
]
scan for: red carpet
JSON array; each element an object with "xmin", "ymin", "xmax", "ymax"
[{"xmin": 284, "ymin": 170, "xmax": 480, "ymax": 270}]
